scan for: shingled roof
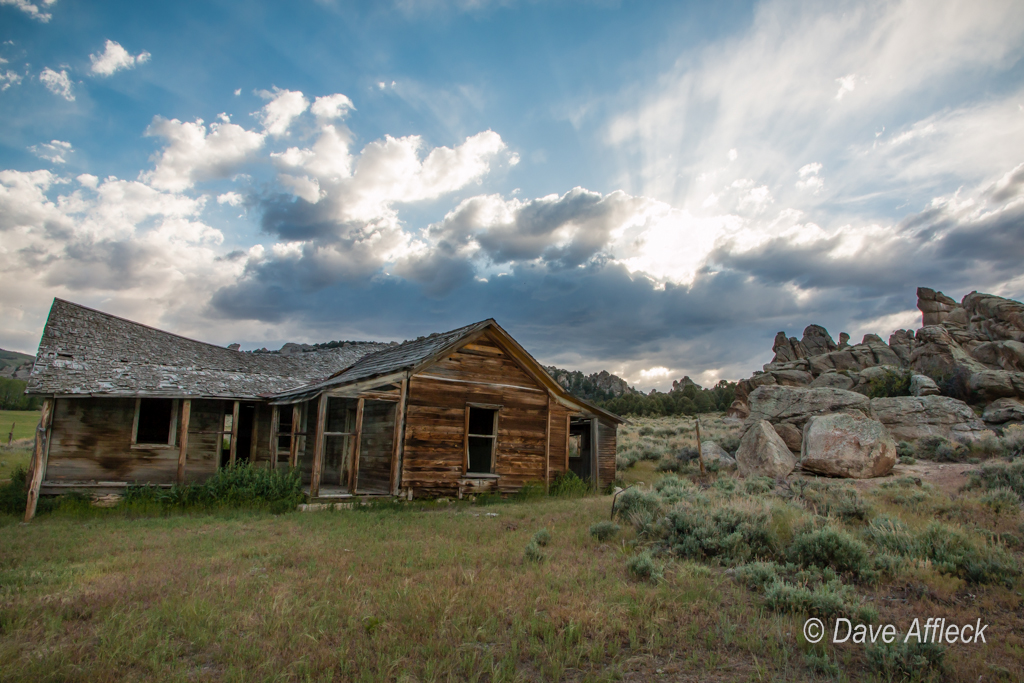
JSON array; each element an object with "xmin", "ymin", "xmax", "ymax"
[{"xmin": 27, "ymin": 299, "xmax": 390, "ymax": 398}]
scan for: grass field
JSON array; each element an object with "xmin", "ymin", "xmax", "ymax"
[
  {"xmin": 0, "ymin": 409, "xmax": 40, "ymax": 443},
  {"xmin": 1, "ymin": 415, "xmax": 1022, "ymax": 682}
]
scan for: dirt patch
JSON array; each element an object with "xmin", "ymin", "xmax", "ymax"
[{"xmin": 792, "ymin": 459, "xmax": 992, "ymax": 496}]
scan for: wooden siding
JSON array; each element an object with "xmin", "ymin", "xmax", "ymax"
[
  {"xmin": 402, "ymin": 335, "xmax": 549, "ymax": 497},
  {"xmin": 45, "ymin": 397, "xmax": 222, "ymax": 484},
  {"xmin": 548, "ymin": 402, "xmax": 571, "ymax": 482},
  {"xmin": 252, "ymin": 403, "xmax": 274, "ymax": 465},
  {"xmin": 598, "ymin": 418, "xmax": 617, "ymax": 488}
]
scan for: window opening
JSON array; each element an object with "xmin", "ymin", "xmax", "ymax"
[
  {"xmin": 466, "ymin": 406, "xmax": 497, "ymax": 474},
  {"xmin": 136, "ymin": 398, "xmax": 174, "ymax": 445}
]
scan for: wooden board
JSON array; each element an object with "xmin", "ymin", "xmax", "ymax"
[{"xmin": 598, "ymin": 418, "xmax": 617, "ymax": 489}]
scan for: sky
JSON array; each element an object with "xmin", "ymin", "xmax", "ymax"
[{"xmin": 1, "ymin": 0, "xmax": 1023, "ymax": 391}]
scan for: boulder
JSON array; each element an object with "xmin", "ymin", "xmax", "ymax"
[
  {"xmin": 917, "ymin": 287, "xmax": 961, "ymax": 326},
  {"xmin": 910, "ymin": 373, "xmax": 941, "ymax": 397},
  {"xmin": 700, "ymin": 441, "xmax": 737, "ymax": 468},
  {"xmin": 982, "ymin": 398, "xmax": 1024, "ymax": 425},
  {"xmin": 771, "ymin": 332, "xmax": 807, "ymax": 363},
  {"xmin": 736, "ymin": 420, "xmax": 796, "ymax": 479},
  {"xmin": 770, "ymin": 369, "xmax": 814, "ymax": 387},
  {"xmin": 968, "ymin": 370, "xmax": 1024, "ymax": 402},
  {"xmin": 888, "ymin": 329, "xmax": 915, "ymax": 365},
  {"xmin": 726, "ymin": 399, "xmax": 750, "ymax": 419},
  {"xmin": 800, "ymin": 413, "xmax": 897, "ymax": 479},
  {"xmin": 773, "ymin": 422, "xmax": 803, "ymax": 452},
  {"xmin": 744, "ymin": 385, "xmax": 872, "ymax": 431},
  {"xmin": 838, "ymin": 332, "xmax": 850, "ymax": 350},
  {"xmin": 809, "ymin": 372, "xmax": 856, "ymax": 391},
  {"xmin": 801, "ymin": 325, "xmax": 838, "ymax": 357},
  {"xmin": 969, "ymin": 341, "xmax": 1024, "ymax": 372},
  {"xmin": 870, "ymin": 395, "xmax": 990, "ymax": 443},
  {"xmin": 963, "ymin": 291, "xmax": 1024, "ymax": 342}
]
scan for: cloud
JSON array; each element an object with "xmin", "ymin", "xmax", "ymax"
[
  {"xmin": 256, "ymin": 88, "xmax": 308, "ymax": 137},
  {"xmin": 310, "ymin": 93, "xmax": 354, "ymax": 120},
  {"xmin": 217, "ymin": 191, "xmax": 244, "ymax": 206},
  {"xmin": 0, "ymin": 0, "xmax": 56, "ymax": 22},
  {"xmin": 29, "ymin": 139, "xmax": 72, "ymax": 164},
  {"xmin": 834, "ymin": 73, "xmax": 856, "ymax": 100},
  {"xmin": 796, "ymin": 162, "xmax": 824, "ymax": 192},
  {"xmin": 0, "ymin": 69, "xmax": 22, "ymax": 91},
  {"xmin": 142, "ymin": 116, "xmax": 265, "ymax": 192},
  {"xmin": 39, "ymin": 67, "xmax": 73, "ymax": 101},
  {"xmin": 89, "ymin": 40, "xmax": 151, "ymax": 77}
]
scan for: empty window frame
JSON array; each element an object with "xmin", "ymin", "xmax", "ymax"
[
  {"xmin": 465, "ymin": 405, "xmax": 499, "ymax": 474},
  {"xmin": 133, "ymin": 398, "xmax": 178, "ymax": 447}
]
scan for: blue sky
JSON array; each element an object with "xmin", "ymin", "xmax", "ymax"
[{"xmin": 2, "ymin": 0, "xmax": 1023, "ymax": 390}]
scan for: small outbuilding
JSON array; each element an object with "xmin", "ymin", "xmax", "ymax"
[{"xmin": 23, "ymin": 299, "xmax": 623, "ymax": 518}]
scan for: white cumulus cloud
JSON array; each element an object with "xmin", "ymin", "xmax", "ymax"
[
  {"xmin": 256, "ymin": 88, "xmax": 308, "ymax": 137},
  {"xmin": 142, "ymin": 116, "xmax": 265, "ymax": 192},
  {"xmin": 89, "ymin": 40, "xmax": 151, "ymax": 77},
  {"xmin": 311, "ymin": 93, "xmax": 355, "ymax": 120},
  {"xmin": 0, "ymin": 69, "xmax": 22, "ymax": 91},
  {"xmin": 39, "ymin": 67, "xmax": 73, "ymax": 101}
]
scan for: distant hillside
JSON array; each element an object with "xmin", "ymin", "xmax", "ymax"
[
  {"xmin": 0, "ymin": 348, "xmax": 33, "ymax": 371},
  {"xmin": 543, "ymin": 366, "xmax": 641, "ymax": 402}
]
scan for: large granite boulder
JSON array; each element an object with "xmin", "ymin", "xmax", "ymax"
[
  {"xmin": 801, "ymin": 413, "xmax": 897, "ymax": 479},
  {"xmin": 773, "ymin": 422, "xmax": 803, "ymax": 452},
  {"xmin": 870, "ymin": 395, "xmax": 990, "ymax": 443},
  {"xmin": 910, "ymin": 373, "xmax": 941, "ymax": 396},
  {"xmin": 918, "ymin": 287, "xmax": 961, "ymax": 326},
  {"xmin": 809, "ymin": 372, "xmax": 856, "ymax": 391},
  {"xmin": 801, "ymin": 325, "xmax": 838, "ymax": 357},
  {"xmin": 701, "ymin": 441, "xmax": 737, "ymax": 468},
  {"xmin": 963, "ymin": 291, "xmax": 1024, "ymax": 342},
  {"xmin": 982, "ymin": 398, "xmax": 1024, "ymax": 425},
  {"xmin": 736, "ymin": 420, "xmax": 796, "ymax": 479},
  {"xmin": 745, "ymin": 385, "xmax": 872, "ymax": 431}
]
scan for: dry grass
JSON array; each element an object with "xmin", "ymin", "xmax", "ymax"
[{"xmin": 2, "ymin": 413, "xmax": 1022, "ymax": 682}]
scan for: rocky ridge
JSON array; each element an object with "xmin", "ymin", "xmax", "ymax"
[{"xmin": 726, "ymin": 287, "xmax": 1024, "ymax": 479}]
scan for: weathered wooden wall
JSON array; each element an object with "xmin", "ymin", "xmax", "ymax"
[
  {"xmin": 598, "ymin": 419, "xmax": 617, "ymax": 488},
  {"xmin": 357, "ymin": 400, "xmax": 396, "ymax": 493},
  {"xmin": 45, "ymin": 397, "xmax": 222, "ymax": 484},
  {"xmin": 547, "ymin": 402, "xmax": 571, "ymax": 483},
  {"xmin": 402, "ymin": 335, "xmax": 549, "ymax": 497},
  {"xmin": 298, "ymin": 399, "xmax": 318, "ymax": 485},
  {"xmin": 252, "ymin": 403, "xmax": 274, "ymax": 466}
]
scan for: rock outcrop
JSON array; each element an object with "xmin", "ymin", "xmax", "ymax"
[
  {"xmin": 870, "ymin": 395, "xmax": 989, "ymax": 443},
  {"xmin": 744, "ymin": 385, "xmax": 872, "ymax": 431},
  {"xmin": 800, "ymin": 413, "xmax": 897, "ymax": 479},
  {"xmin": 727, "ymin": 287, "xmax": 1024, "ymax": 434},
  {"xmin": 736, "ymin": 420, "xmax": 797, "ymax": 479},
  {"xmin": 701, "ymin": 441, "xmax": 737, "ymax": 468}
]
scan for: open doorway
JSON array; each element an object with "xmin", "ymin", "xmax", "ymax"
[{"xmin": 568, "ymin": 416, "xmax": 595, "ymax": 485}]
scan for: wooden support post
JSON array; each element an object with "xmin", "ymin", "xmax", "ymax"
[
  {"xmin": 544, "ymin": 397, "xmax": 551, "ymax": 494},
  {"xmin": 176, "ymin": 399, "xmax": 191, "ymax": 484},
  {"xmin": 591, "ymin": 417, "xmax": 599, "ymax": 491},
  {"xmin": 564, "ymin": 414, "xmax": 570, "ymax": 473},
  {"xmin": 269, "ymin": 405, "xmax": 279, "ymax": 469},
  {"xmin": 228, "ymin": 400, "xmax": 240, "ymax": 466},
  {"xmin": 288, "ymin": 404, "xmax": 300, "ymax": 468},
  {"xmin": 695, "ymin": 418, "xmax": 706, "ymax": 476},
  {"xmin": 310, "ymin": 394, "xmax": 328, "ymax": 498},
  {"xmin": 24, "ymin": 397, "xmax": 54, "ymax": 522},
  {"xmin": 249, "ymin": 404, "xmax": 259, "ymax": 463},
  {"xmin": 349, "ymin": 398, "xmax": 364, "ymax": 493},
  {"xmin": 390, "ymin": 378, "xmax": 408, "ymax": 496}
]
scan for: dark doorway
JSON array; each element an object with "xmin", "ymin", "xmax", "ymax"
[
  {"xmin": 569, "ymin": 417, "xmax": 593, "ymax": 484},
  {"xmin": 236, "ymin": 403, "xmax": 255, "ymax": 463}
]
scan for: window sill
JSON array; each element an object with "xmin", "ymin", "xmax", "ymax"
[
  {"xmin": 462, "ymin": 473, "xmax": 499, "ymax": 479},
  {"xmin": 131, "ymin": 444, "xmax": 176, "ymax": 450}
]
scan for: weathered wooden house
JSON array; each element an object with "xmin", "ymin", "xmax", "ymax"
[{"xmin": 24, "ymin": 299, "xmax": 623, "ymax": 518}]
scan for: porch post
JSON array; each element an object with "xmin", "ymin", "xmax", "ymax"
[
  {"xmin": 544, "ymin": 396, "xmax": 551, "ymax": 494},
  {"xmin": 269, "ymin": 405, "xmax": 279, "ymax": 469},
  {"xmin": 24, "ymin": 397, "xmax": 54, "ymax": 522},
  {"xmin": 288, "ymin": 404, "xmax": 300, "ymax": 467},
  {"xmin": 390, "ymin": 378, "xmax": 408, "ymax": 496},
  {"xmin": 349, "ymin": 398, "xmax": 364, "ymax": 493},
  {"xmin": 228, "ymin": 400, "xmax": 240, "ymax": 466},
  {"xmin": 310, "ymin": 393, "xmax": 328, "ymax": 498},
  {"xmin": 176, "ymin": 399, "xmax": 191, "ymax": 484}
]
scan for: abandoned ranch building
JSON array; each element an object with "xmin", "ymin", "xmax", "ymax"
[{"xmin": 23, "ymin": 299, "xmax": 622, "ymax": 517}]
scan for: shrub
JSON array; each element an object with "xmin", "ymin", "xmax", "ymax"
[
  {"xmin": 788, "ymin": 527, "xmax": 870, "ymax": 577},
  {"xmin": 968, "ymin": 435, "xmax": 1007, "ymax": 460},
  {"xmin": 866, "ymin": 639, "xmax": 945, "ymax": 681},
  {"xmin": 915, "ymin": 435, "xmax": 968, "ymax": 462},
  {"xmin": 876, "ymin": 477, "xmax": 932, "ymax": 506},
  {"xmin": 613, "ymin": 488, "xmax": 662, "ymax": 522},
  {"xmin": 123, "ymin": 463, "xmax": 304, "ymax": 513},
  {"xmin": 732, "ymin": 561, "xmax": 782, "ymax": 590},
  {"xmin": 523, "ymin": 541, "xmax": 545, "ymax": 563},
  {"xmin": 980, "ymin": 487, "xmax": 1022, "ymax": 514},
  {"xmin": 793, "ymin": 480, "xmax": 870, "ymax": 521},
  {"xmin": 744, "ymin": 477, "xmax": 774, "ymax": 495},
  {"xmin": 763, "ymin": 579, "xmax": 852, "ymax": 618},
  {"xmin": 626, "ymin": 551, "xmax": 662, "ymax": 583},
  {"xmin": 663, "ymin": 502, "xmax": 780, "ymax": 564},
  {"xmin": 0, "ymin": 465, "xmax": 30, "ymax": 516},
  {"xmin": 866, "ymin": 368, "xmax": 913, "ymax": 398},
  {"xmin": 549, "ymin": 471, "xmax": 591, "ymax": 497},
  {"xmin": 532, "ymin": 529, "xmax": 552, "ymax": 547},
  {"xmin": 899, "ymin": 455, "xmax": 917, "ymax": 465},
  {"xmin": 916, "ymin": 522, "xmax": 1020, "ymax": 585},
  {"xmin": 713, "ymin": 477, "xmax": 738, "ymax": 493},
  {"xmin": 638, "ymin": 425, "xmax": 654, "ymax": 436},
  {"xmin": 716, "ymin": 434, "xmax": 741, "ymax": 456},
  {"xmin": 897, "ymin": 441, "xmax": 915, "ymax": 459},
  {"xmin": 865, "ymin": 517, "xmax": 917, "ymax": 557},
  {"xmin": 589, "ymin": 521, "xmax": 621, "ymax": 542},
  {"xmin": 803, "ymin": 652, "xmax": 840, "ymax": 676},
  {"xmin": 966, "ymin": 460, "xmax": 1024, "ymax": 498}
]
